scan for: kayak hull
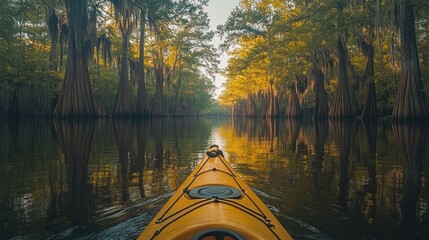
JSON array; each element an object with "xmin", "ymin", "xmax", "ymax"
[{"xmin": 138, "ymin": 145, "xmax": 292, "ymax": 240}]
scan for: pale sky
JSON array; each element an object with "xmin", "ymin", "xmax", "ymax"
[{"xmin": 205, "ymin": 0, "xmax": 240, "ymax": 98}]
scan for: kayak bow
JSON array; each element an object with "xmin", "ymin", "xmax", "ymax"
[{"xmin": 139, "ymin": 145, "xmax": 293, "ymax": 240}]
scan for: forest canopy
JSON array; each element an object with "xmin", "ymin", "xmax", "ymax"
[
  {"xmin": 0, "ymin": 0, "xmax": 220, "ymax": 117},
  {"xmin": 1, "ymin": 0, "xmax": 429, "ymax": 120},
  {"xmin": 217, "ymin": 0, "xmax": 429, "ymax": 120}
]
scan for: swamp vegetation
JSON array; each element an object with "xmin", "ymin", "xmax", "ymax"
[{"xmin": 1, "ymin": 0, "xmax": 429, "ymax": 120}]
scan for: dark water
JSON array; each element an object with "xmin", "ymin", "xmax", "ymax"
[{"xmin": 0, "ymin": 117, "xmax": 428, "ymax": 240}]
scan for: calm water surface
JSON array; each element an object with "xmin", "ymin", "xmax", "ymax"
[{"xmin": 0, "ymin": 117, "xmax": 428, "ymax": 239}]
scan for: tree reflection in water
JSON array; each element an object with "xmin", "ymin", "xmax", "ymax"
[
  {"xmin": 113, "ymin": 119, "xmax": 134, "ymax": 202},
  {"xmin": 313, "ymin": 119, "xmax": 328, "ymax": 192},
  {"xmin": 360, "ymin": 119, "xmax": 378, "ymax": 224},
  {"xmin": 136, "ymin": 119, "xmax": 149, "ymax": 198},
  {"xmin": 1, "ymin": 118, "xmax": 428, "ymax": 239},
  {"xmin": 330, "ymin": 119, "xmax": 356, "ymax": 208},
  {"xmin": 52, "ymin": 119, "xmax": 97, "ymax": 225},
  {"xmin": 392, "ymin": 122, "xmax": 428, "ymax": 239}
]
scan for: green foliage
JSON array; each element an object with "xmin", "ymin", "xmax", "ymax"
[
  {"xmin": 5, "ymin": 0, "xmax": 428, "ymax": 117},
  {"xmin": 218, "ymin": 0, "xmax": 429, "ymax": 117},
  {"xmin": 0, "ymin": 0, "xmax": 60, "ymax": 116},
  {"xmin": 0, "ymin": 0, "xmax": 217, "ymax": 117},
  {"xmin": 90, "ymin": 66, "xmax": 119, "ymax": 116}
]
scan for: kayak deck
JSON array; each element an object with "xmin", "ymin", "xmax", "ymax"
[{"xmin": 138, "ymin": 145, "xmax": 292, "ymax": 240}]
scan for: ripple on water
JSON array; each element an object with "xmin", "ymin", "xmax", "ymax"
[{"xmin": 47, "ymin": 193, "xmax": 172, "ymax": 240}]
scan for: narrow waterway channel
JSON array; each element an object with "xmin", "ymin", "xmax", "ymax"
[{"xmin": 0, "ymin": 117, "xmax": 428, "ymax": 239}]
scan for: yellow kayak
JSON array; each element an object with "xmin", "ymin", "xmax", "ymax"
[{"xmin": 138, "ymin": 145, "xmax": 293, "ymax": 240}]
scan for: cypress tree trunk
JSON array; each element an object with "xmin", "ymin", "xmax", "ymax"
[
  {"xmin": 260, "ymin": 92, "xmax": 267, "ymax": 117},
  {"xmin": 152, "ymin": 67, "xmax": 165, "ymax": 116},
  {"xmin": 285, "ymin": 81, "xmax": 302, "ymax": 118},
  {"xmin": 136, "ymin": 7, "xmax": 149, "ymax": 116},
  {"xmin": 173, "ymin": 85, "xmax": 181, "ymax": 116},
  {"xmin": 113, "ymin": 17, "xmax": 135, "ymax": 117},
  {"xmin": 53, "ymin": 0, "xmax": 98, "ymax": 119},
  {"xmin": 246, "ymin": 94, "xmax": 256, "ymax": 117},
  {"xmin": 329, "ymin": 35, "xmax": 354, "ymax": 118},
  {"xmin": 152, "ymin": 35, "xmax": 165, "ymax": 116},
  {"xmin": 392, "ymin": 0, "xmax": 429, "ymax": 121},
  {"xmin": 229, "ymin": 105, "xmax": 234, "ymax": 117},
  {"xmin": 360, "ymin": 39, "xmax": 377, "ymax": 119},
  {"xmin": 312, "ymin": 62, "xmax": 329, "ymax": 118},
  {"xmin": 266, "ymin": 81, "xmax": 279, "ymax": 117}
]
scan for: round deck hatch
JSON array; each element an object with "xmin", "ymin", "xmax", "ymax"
[{"xmin": 189, "ymin": 185, "xmax": 241, "ymax": 199}]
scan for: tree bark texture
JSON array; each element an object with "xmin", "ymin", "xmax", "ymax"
[
  {"xmin": 113, "ymin": 18, "xmax": 135, "ymax": 117},
  {"xmin": 329, "ymin": 35, "xmax": 354, "ymax": 118},
  {"xmin": 285, "ymin": 81, "xmax": 302, "ymax": 118},
  {"xmin": 152, "ymin": 67, "xmax": 165, "ymax": 116},
  {"xmin": 392, "ymin": 0, "xmax": 429, "ymax": 121},
  {"xmin": 136, "ymin": 8, "xmax": 149, "ymax": 116},
  {"xmin": 263, "ymin": 83, "xmax": 279, "ymax": 118},
  {"xmin": 173, "ymin": 85, "xmax": 181, "ymax": 116},
  {"xmin": 312, "ymin": 62, "xmax": 329, "ymax": 118},
  {"xmin": 246, "ymin": 94, "xmax": 256, "ymax": 117},
  {"xmin": 359, "ymin": 39, "xmax": 377, "ymax": 119},
  {"xmin": 53, "ymin": 0, "xmax": 98, "ymax": 118}
]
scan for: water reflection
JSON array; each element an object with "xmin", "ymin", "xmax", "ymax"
[
  {"xmin": 359, "ymin": 119, "xmax": 378, "ymax": 225},
  {"xmin": 392, "ymin": 122, "xmax": 428, "ymax": 239},
  {"xmin": 113, "ymin": 119, "xmax": 134, "ymax": 202},
  {"xmin": 52, "ymin": 120, "xmax": 97, "ymax": 225},
  {"xmin": 330, "ymin": 119, "xmax": 355, "ymax": 208},
  {"xmin": 286, "ymin": 118, "xmax": 302, "ymax": 154},
  {"xmin": 136, "ymin": 119, "xmax": 149, "ymax": 198},
  {"xmin": 313, "ymin": 119, "xmax": 328, "ymax": 192},
  {"xmin": 0, "ymin": 117, "xmax": 428, "ymax": 239}
]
